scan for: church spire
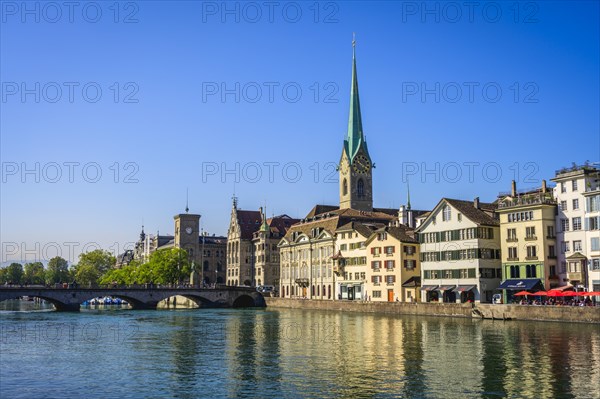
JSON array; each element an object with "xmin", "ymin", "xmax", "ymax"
[
  {"xmin": 407, "ymin": 180, "xmax": 412, "ymax": 211},
  {"xmin": 346, "ymin": 33, "xmax": 364, "ymax": 162}
]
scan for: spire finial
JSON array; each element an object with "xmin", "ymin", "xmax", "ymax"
[
  {"xmin": 185, "ymin": 188, "xmax": 189, "ymax": 213},
  {"xmin": 407, "ymin": 179, "xmax": 412, "ymax": 211},
  {"xmin": 352, "ymin": 32, "xmax": 356, "ymax": 47}
]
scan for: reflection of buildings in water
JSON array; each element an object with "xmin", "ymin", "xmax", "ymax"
[
  {"xmin": 421, "ymin": 318, "xmax": 483, "ymax": 397},
  {"xmin": 566, "ymin": 327, "xmax": 600, "ymax": 399}
]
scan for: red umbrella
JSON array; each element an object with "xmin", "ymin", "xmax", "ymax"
[
  {"xmin": 546, "ymin": 290, "xmax": 564, "ymax": 297},
  {"xmin": 514, "ymin": 291, "xmax": 531, "ymax": 296},
  {"xmin": 562, "ymin": 291, "xmax": 578, "ymax": 297},
  {"xmin": 531, "ymin": 291, "xmax": 547, "ymax": 296}
]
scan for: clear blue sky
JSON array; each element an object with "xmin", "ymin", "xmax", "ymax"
[{"xmin": 1, "ymin": 1, "xmax": 599, "ymax": 264}]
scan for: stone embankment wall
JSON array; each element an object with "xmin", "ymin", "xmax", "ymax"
[{"xmin": 265, "ymin": 298, "xmax": 600, "ymax": 324}]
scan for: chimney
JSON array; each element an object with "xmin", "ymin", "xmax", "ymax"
[
  {"xmin": 542, "ymin": 179, "xmax": 547, "ymax": 193},
  {"xmin": 511, "ymin": 180, "xmax": 517, "ymax": 197},
  {"xmin": 474, "ymin": 197, "xmax": 480, "ymax": 209}
]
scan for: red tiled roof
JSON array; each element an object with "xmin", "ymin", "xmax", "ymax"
[{"xmin": 237, "ymin": 210, "xmax": 262, "ymax": 240}]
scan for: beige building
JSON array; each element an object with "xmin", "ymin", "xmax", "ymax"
[
  {"xmin": 279, "ymin": 207, "xmax": 396, "ymax": 299},
  {"xmin": 226, "ymin": 198, "xmax": 261, "ymax": 286},
  {"xmin": 417, "ymin": 198, "xmax": 501, "ymax": 303},
  {"xmin": 252, "ymin": 209, "xmax": 299, "ymax": 289},
  {"xmin": 364, "ymin": 224, "xmax": 421, "ymax": 302},
  {"xmin": 496, "ymin": 180, "xmax": 558, "ymax": 299}
]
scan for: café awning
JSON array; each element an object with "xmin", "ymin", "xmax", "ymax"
[
  {"xmin": 402, "ymin": 276, "xmax": 421, "ymax": 288},
  {"xmin": 498, "ymin": 279, "xmax": 543, "ymax": 291},
  {"xmin": 455, "ymin": 285, "xmax": 476, "ymax": 293},
  {"xmin": 420, "ymin": 285, "xmax": 438, "ymax": 291}
]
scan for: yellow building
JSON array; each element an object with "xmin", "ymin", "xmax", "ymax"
[
  {"xmin": 496, "ymin": 180, "xmax": 559, "ymax": 300},
  {"xmin": 365, "ymin": 224, "xmax": 421, "ymax": 302}
]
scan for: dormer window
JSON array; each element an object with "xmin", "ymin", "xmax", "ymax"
[{"xmin": 442, "ymin": 205, "xmax": 451, "ymax": 221}]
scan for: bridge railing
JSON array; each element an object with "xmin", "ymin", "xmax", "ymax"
[{"xmin": 1, "ymin": 283, "xmax": 245, "ymax": 290}]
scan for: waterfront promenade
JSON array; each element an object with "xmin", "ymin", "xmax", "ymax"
[{"xmin": 265, "ymin": 298, "xmax": 600, "ymax": 324}]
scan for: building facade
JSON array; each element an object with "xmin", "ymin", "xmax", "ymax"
[
  {"xmin": 417, "ymin": 198, "xmax": 501, "ymax": 303},
  {"xmin": 364, "ymin": 224, "xmax": 421, "ymax": 302},
  {"xmin": 496, "ymin": 180, "xmax": 558, "ymax": 301},
  {"xmin": 226, "ymin": 197, "xmax": 261, "ymax": 286},
  {"xmin": 252, "ymin": 209, "xmax": 299, "ymax": 288},
  {"xmin": 551, "ymin": 164, "xmax": 600, "ymax": 292}
]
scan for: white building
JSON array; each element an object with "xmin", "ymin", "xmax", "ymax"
[
  {"xmin": 416, "ymin": 198, "xmax": 501, "ymax": 303},
  {"xmin": 551, "ymin": 164, "xmax": 600, "ymax": 292}
]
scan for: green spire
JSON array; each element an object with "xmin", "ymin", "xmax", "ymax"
[
  {"xmin": 346, "ymin": 34, "xmax": 364, "ymax": 162},
  {"xmin": 260, "ymin": 207, "xmax": 269, "ymax": 233}
]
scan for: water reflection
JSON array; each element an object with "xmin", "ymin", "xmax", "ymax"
[{"xmin": 1, "ymin": 305, "xmax": 599, "ymax": 399}]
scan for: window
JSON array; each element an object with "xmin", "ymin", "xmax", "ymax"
[
  {"xmin": 355, "ymin": 272, "xmax": 360, "ymax": 280},
  {"xmin": 404, "ymin": 245, "xmax": 416, "ymax": 255},
  {"xmin": 573, "ymin": 240, "xmax": 582, "ymax": 252},
  {"xmin": 561, "ymin": 219, "xmax": 569, "ymax": 232},
  {"xmin": 507, "ymin": 228, "xmax": 517, "ymax": 240},
  {"xmin": 560, "ymin": 262, "xmax": 567, "ymax": 274},
  {"xmin": 591, "ymin": 259, "xmax": 600, "ymax": 271},
  {"xmin": 588, "ymin": 216, "xmax": 600, "ymax": 231},
  {"xmin": 549, "ymin": 265, "xmax": 556, "ymax": 276},
  {"xmin": 560, "ymin": 201, "xmax": 567, "ymax": 211},
  {"xmin": 526, "ymin": 246, "xmax": 537, "ymax": 259},
  {"xmin": 357, "ymin": 179, "xmax": 365, "ymax": 198},
  {"xmin": 561, "ymin": 241, "xmax": 570, "ymax": 253},
  {"xmin": 525, "ymin": 265, "xmax": 537, "ymax": 278},
  {"xmin": 343, "ymin": 178, "xmax": 348, "ymax": 196},
  {"xmin": 386, "ymin": 275, "xmax": 396, "ymax": 284},
  {"xmin": 458, "ymin": 213, "xmax": 462, "ymax": 222},
  {"xmin": 508, "ymin": 247, "xmax": 518, "ymax": 259},
  {"xmin": 372, "ymin": 247, "xmax": 381, "ymax": 256},
  {"xmin": 589, "ymin": 195, "xmax": 600, "ymax": 212},
  {"xmin": 547, "ymin": 225, "xmax": 555, "ymax": 238},
  {"xmin": 548, "ymin": 245, "xmax": 556, "ymax": 257},
  {"xmin": 442, "ymin": 205, "xmax": 451, "ymax": 221},
  {"xmin": 572, "ymin": 180, "xmax": 578, "ymax": 191},
  {"xmin": 371, "ymin": 275, "xmax": 381, "ymax": 284},
  {"xmin": 526, "ymin": 226, "xmax": 536, "ymax": 239},
  {"xmin": 385, "ymin": 260, "xmax": 395, "ymax": 269},
  {"xmin": 371, "ymin": 261, "xmax": 381, "ymax": 269},
  {"xmin": 572, "ymin": 199, "xmax": 579, "ymax": 210},
  {"xmin": 561, "ymin": 182, "xmax": 566, "ymax": 193},
  {"xmin": 404, "ymin": 260, "xmax": 415, "ymax": 270},
  {"xmin": 372, "ymin": 291, "xmax": 382, "ymax": 298},
  {"xmin": 385, "ymin": 246, "xmax": 394, "ymax": 255},
  {"xmin": 568, "ymin": 262, "xmax": 580, "ymax": 273},
  {"xmin": 510, "ymin": 265, "xmax": 520, "ymax": 278},
  {"xmin": 573, "ymin": 217, "xmax": 582, "ymax": 231},
  {"xmin": 340, "ymin": 244, "xmax": 347, "ymax": 251},
  {"xmin": 591, "ymin": 237, "xmax": 600, "ymax": 251}
]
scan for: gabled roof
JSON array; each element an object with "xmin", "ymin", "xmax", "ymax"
[
  {"xmin": 236, "ymin": 210, "xmax": 262, "ymax": 240},
  {"xmin": 444, "ymin": 198, "xmax": 498, "ymax": 226},
  {"xmin": 365, "ymin": 225, "xmax": 418, "ymax": 245},
  {"xmin": 305, "ymin": 204, "xmax": 338, "ymax": 219},
  {"xmin": 416, "ymin": 198, "xmax": 498, "ymax": 231},
  {"xmin": 336, "ymin": 221, "xmax": 382, "ymax": 238}
]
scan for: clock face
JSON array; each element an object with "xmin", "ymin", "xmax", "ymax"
[
  {"xmin": 185, "ymin": 227, "xmax": 193, "ymax": 235},
  {"xmin": 353, "ymin": 155, "xmax": 371, "ymax": 174},
  {"xmin": 339, "ymin": 161, "xmax": 349, "ymax": 175}
]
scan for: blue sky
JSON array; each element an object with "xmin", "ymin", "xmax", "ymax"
[{"xmin": 1, "ymin": 1, "xmax": 599, "ymax": 264}]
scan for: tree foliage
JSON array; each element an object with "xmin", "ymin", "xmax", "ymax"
[
  {"xmin": 74, "ymin": 250, "xmax": 116, "ymax": 286},
  {"xmin": 0, "ymin": 263, "xmax": 24, "ymax": 284},
  {"xmin": 46, "ymin": 256, "xmax": 70, "ymax": 284},
  {"xmin": 99, "ymin": 248, "xmax": 190, "ymax": 285},
  {"xmin": 24, "ymin": 262, "xmax": 45, "ymax": 285}
]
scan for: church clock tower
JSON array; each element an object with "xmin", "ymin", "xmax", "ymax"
[{"xmin": 339, "ymin": 37, "xmax": 373, "ymax": 211}]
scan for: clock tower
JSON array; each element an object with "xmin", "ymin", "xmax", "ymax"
[
  {"xmin": 174, "ymin": 212, "xmax": 200, "ymax": 261},
  {"xmin": 339, "ymin": 38, "xmax": 373, "ymax": 212}
]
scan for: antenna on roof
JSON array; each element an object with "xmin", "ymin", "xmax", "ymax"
[{"xmin": 185, "ymin": 188, "xmax": 189, "ymax": 213}]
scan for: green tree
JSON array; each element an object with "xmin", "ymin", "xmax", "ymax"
[
  {"xmin": 147, "ymin": 248, "xmax": 191, "ymax": 284},
  {"xmin": 46, "ymin": 256, "xmax": 69, "ymax": 284},
  {"xmin": 4, "ymin": 263, "xmax": 24, "ymax": 285},
  {"xmin": 75, "ymin": 250, "xmax": 116, "ymax": 286},
  {"xmin": 24, "ymin": 262, "xmax": 45, "ymax": 285}
]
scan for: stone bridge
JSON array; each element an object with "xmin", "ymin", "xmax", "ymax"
[{"xmin": 0, "ymin": 286, "xmax": 265, "ymax": 311}]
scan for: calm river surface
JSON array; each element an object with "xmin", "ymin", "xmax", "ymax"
[{"xmin": 1, "ymin": 300, "xmax": 599, "ymax": 399}]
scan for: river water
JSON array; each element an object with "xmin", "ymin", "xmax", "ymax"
[{"xmin": 1, "ymin": 300, "xmax": 599, "ymax": 399}]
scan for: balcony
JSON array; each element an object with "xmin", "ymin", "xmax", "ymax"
[
  {"xmin": 507, "ymin": 257, "xmax": 519, "ymax": 261},
  {"xmin": 525, "ymin": 235, "xmax": 538, "ymax": 241},
  {"xmin": 506, "ymin": 238, "xmax": 518, "ymax": 242},
  {"xmin": 525, "ymin": 256, "xmax": 538, "ymax": 261},
  {"xmin": 567, "ymin": 272, "xmax": 582, "ymax": 282}
]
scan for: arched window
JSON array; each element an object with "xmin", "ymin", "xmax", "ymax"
[
  {"xmin": 357, "ymin": 179, "xmax": 365, "ymax": 198},
  {"xmin": 204, "ymin": 260, "xmax": 209, "ymax": 271},
  {"xmin": 343, "ymin": 178, "xmax": 348, "ymax": 196}
]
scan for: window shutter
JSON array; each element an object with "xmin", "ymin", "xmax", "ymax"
[{"xmin": 371, "ymin": 247, "xmax": 375, "ymax": 255}]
